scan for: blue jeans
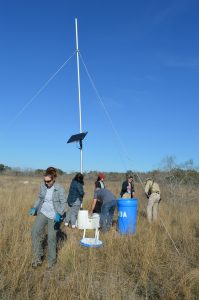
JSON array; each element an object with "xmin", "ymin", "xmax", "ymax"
[{"xmin": 100, "ymin": 200, "xmax": 117, "ymax": 232}]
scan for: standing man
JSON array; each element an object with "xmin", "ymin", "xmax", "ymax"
[
  {"xmin": 144, "ymin": 178, "xmax": 161, "ymax": 222},
  {"xmin": 89, "ymin": 188, "xmax": 117, "ymax": 232}
]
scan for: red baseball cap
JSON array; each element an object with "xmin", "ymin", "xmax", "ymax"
[{"xmin": 98, "ymin": 172, "xmax": 105, "ymax": 180}]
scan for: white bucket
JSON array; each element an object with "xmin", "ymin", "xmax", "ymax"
[
  {"xmin": 88, "ymin": 213, "xmax": 100, "ymax": 229},
  {"xmin": 77, "ymin": 210, "xmax": 88, "ymax": 229},
  {"xmin": 77, "ymin": 210, "xmax": 100, "ymax": 229}
]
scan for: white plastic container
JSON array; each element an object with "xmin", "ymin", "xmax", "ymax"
[{"xmin": 77, "ymin": 210, "xmax": 100, "ymax": 229}]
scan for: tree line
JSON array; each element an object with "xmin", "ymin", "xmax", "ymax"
[{"xmin": 1, "ymin": 156, "xmax": 199, "ymax": 185}]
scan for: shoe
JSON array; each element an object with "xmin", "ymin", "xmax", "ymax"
[
  {"xmin": 65, "ymin": 222, "xmax": 69, "ymax": 227},
  {"xmin": 32, "ymin": 258, "xmax": 42, "ymax": 268},
  {"xmin": 71, "ymin": 225, "xmax": 76, "ymax": 229}
]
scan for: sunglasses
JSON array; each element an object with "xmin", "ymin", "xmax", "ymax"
[{"xmin": 44, "ymin": 179, "xmax": 52, "ymax": 183}]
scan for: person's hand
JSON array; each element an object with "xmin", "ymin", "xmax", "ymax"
[
  {"xmin": 55, "ymin": 212, "xmax": 61, "ymax": 223},
  {"xmin": 29, "ymin": 207, "xmax": 36, "ymax": 216},
  {"xmin": 88, "ymin": 209, "xmax": 93, "ymax": 216}
]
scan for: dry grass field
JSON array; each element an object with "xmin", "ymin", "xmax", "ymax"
[{"xmin": 0, "ymin": 174, "xmax": 199, "ymax": 300}]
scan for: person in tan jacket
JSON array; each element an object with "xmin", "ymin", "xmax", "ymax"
[{"xmin": 144, "ymin": 178, "xmax": 161, "ymax": 222}]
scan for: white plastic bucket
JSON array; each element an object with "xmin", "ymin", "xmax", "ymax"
[
  {"xmin": 88, "ymin": 213, "xmax": 100, "ymax": 229},
  {"xmin": 77, "ymin": 210, "xmax": 100, "ymax": 229},
  {"xmin": 77, "ymin": 210, "xmax": 88, "ymax": 229}
]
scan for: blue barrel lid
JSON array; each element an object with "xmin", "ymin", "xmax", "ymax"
[{"xmin": 117, "ymin": 198, "xmax": 138, "ymax": 207}]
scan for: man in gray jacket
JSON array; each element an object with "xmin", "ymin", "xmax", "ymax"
[{"xmin": 29, "ymin": 167, "xmax": 67, "ymax": 269}]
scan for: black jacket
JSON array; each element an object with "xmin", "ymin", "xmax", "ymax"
[
  {"xmin": 67, "ymin": 180, "xmax": 84, "ymax": 205},
  {"xmin": 120, "ymin": 180, "xmax": 135, "ymax": 198}
]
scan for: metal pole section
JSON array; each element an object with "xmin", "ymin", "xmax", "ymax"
[{"xmin": 75, "ymin": 18, "xmax": 83, "ymax": 173}]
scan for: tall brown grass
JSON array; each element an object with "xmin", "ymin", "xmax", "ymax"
[{"xmin": 0, "ymin": 174, "xmax": 199, "ymax": 300}]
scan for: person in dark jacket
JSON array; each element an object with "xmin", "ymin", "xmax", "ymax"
[
  {"xmin": 120, "ymin": 173, "xmax": 135, "ymax": 199},
  {"xmin": 64, "ymin": 173, "xmax": 84, "ymax": 228}
]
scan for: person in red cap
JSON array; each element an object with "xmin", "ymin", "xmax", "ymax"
[
  {"xmin": 95, "ymin": 172, "xmax": 106, "ymax": 189},
  {"xmin": 91, "ymin": 172, "xmax": 106, "ymax": 214}
]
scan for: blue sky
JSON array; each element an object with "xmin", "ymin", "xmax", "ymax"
[{"xmin": 0, "ymin": 0, "xmax": 198, "ymax": 172}]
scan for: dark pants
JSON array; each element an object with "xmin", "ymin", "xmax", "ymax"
[{"xmin": 100, "ymin": 200, "xmax": 117, "ymax": 232}]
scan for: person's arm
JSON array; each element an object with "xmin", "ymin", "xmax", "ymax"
[
  {"xmin": 57, "ymin": 186, "xmax": 67, "ymax": 216},
  {"xmin": 131, "ymin": 183, "xmax": 135, "ymax": 197},
  {"xmin": 144, "ymin": 181, "xmax": 151, "ymax": 198},
  {"xmin": 77, "ymin": 182, "xmax": 85, "ymax": 198},
  {"xmin": 89, "ymin": 198, "xmax": 97, "ymax": 215},
  {"xmin": 89, "ymin": 189, "xmax": 99, "ymax": 214}
]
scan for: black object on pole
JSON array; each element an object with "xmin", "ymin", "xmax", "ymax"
[{"xmin": 67, "ymin": 132, "xmax": 88, "ymax": 150}]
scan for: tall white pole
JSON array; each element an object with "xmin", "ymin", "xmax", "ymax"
[{"xmin": 75, "ymin": 18, "xmax": 83, "ymax": 173}]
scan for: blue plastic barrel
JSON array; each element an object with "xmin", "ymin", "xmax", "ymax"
[{"xmin": 117, "ymin": 198, "xmax": 138, "ymax": 234}]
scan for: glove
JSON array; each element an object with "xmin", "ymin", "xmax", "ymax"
[
  {"xmin": 55, "ymin": 212, "xmax": 61, "ymax": 223},
  {"xmin": 29, "ymin": 207, "xmax": 36, "ymax": 216},
  {"xmin": 54, "ymin": 212, "xmax": 62, "ymax": 230}
]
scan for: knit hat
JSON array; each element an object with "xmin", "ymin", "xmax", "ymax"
[{"xmin": 98, "ymin": 172, "xmax": 105, "ymax": 180}]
